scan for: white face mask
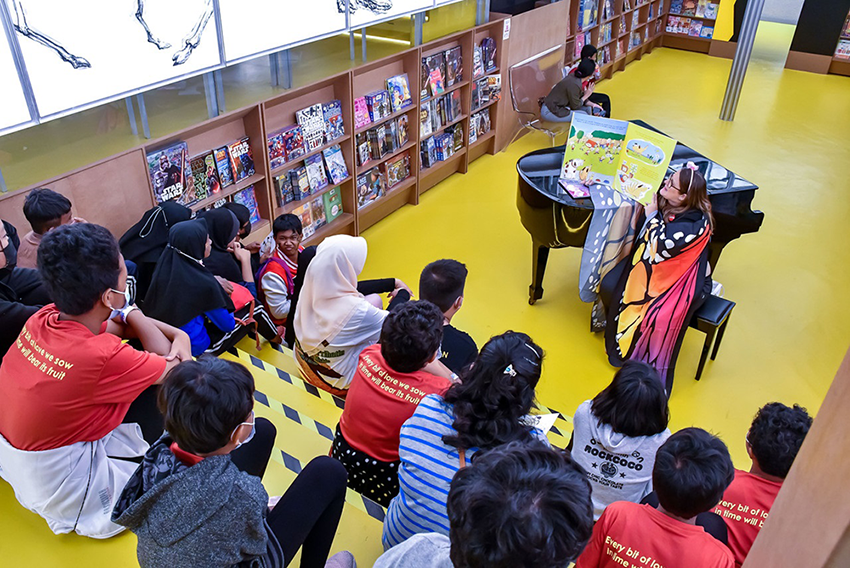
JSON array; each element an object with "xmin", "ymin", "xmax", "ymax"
[
  {"xmin": 106, "ymin": 286, "xmax": 131, "ymax": 320},
  {"xmin": 232, "ymin": 412, "xmax": 255, "ymax": 450}
]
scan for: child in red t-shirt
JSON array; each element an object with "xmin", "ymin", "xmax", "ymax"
[
  {"xmin": 577, "ymin": 428, "xmax": 736, "ymax": 568},
  {"xmin": 713, "ymin": 403, "xmax": 812, "ymax": 566},
  {"xmin": 332, "ymin": 300, "xmax": 455, "ymax": 506}
]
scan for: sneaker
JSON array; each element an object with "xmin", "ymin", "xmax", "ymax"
[
  {"xmin": 325, "ymin": 551, "xmax": 357, "ymax": 568},
  {"xmin": 711, "ymin": 280, "xmax": 724, "ymax": 297}
]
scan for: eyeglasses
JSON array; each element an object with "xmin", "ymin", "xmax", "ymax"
[{"xmin": 664, "ymin": 177, "xmax": 686, "ymax": 194}]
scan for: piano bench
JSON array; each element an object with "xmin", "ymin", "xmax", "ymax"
[{"xmin": 688, "ymin": 295, "xmax": 736, "ymax": 382}]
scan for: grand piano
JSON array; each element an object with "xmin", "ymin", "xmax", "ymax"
[{"xmin": 517, "ymin": 121, "xmax": 764, "ymax": 304}]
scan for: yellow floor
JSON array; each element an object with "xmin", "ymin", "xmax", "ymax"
[{"xmin": 3, "ymin": 20, "xmax": 850, "ymax": 567}]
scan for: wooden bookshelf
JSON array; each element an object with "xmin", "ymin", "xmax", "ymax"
[{"xmin": 466, "ymin": 20, "xmax": 505, "ymax": 165}]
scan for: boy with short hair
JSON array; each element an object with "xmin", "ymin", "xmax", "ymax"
[
  {"xmin": 257, "ymin": 214, "xmax": 303, "ymax": 327},
  {"xmin": 419, "ymin": 259, "xmax": 477, "ymax": 373},
  {"xmin": 713, "ymin": 403, "xmax": 812, "ymax": 567},
  {"xmin": 375, "ymin": 440, "xmax": 595, "ymax": 567},
  {"xmin": 0, "ymin": 223, "xmax": 191, "ymax": 537},
  {"xmin": 577, "ymin": 428, "xmax": 736, "ymax": 568},
  {"xmin": 112, "ymin": 356, "xmax": 351, "ymax": 568},
  {"xmin": 17, "ymin": 187, "xmax": 82, "ymax": 269}
]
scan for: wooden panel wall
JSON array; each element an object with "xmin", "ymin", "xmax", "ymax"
[{"xmin": 743, "ymin": 346, "xmax": 850, "ymax": 567}]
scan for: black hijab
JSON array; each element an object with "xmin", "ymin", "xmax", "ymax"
[
  {"xmin": 198, "ymin": 208, "xmax": 243, "ymax": 282},
  {"xmin": 119, "ymin": 202, "xmax": 192, "ymax": 264},
  {"xmin": 223, "ymin": 202, "xmax": 252, "ymax": 239},
  {"xmin": 143, "ymin": 219, "xmax": 233, "ymax": 328}
]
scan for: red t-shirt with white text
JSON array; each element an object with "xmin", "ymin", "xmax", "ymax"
[
  {"xmin": 0, "ymin": 305, "xmax": 167, "ymax": 451},
  {"xmin": 712, "ymin": 469, "xmax": 782, "ymax": 566},
  {"xmin": 339, "ymin": 344, "xmax": 452, "ymax": 462},
  {"xmin": 576, "ymin": 501, "xmax": 734, "ymax": 568}
]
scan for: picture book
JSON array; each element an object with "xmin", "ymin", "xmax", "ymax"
[
  {"xmin": 322, "ymin": 145, "xmax": 349, "ymax": 185},
  {"xmin": 280, "ymin": 125, "xmax": 306, "ymax": 162},
  {"xmin": 214, "ymin": 147, "xmax": 233, "ymax": 188},
  {"xmin": 227, "ymin": 137, "xmax": 255, "ymax": 182},
  {"xmin": 384, "ymin": 151, "xmax": 410, "ymax": 188},
  {"xmin": 575, "ymin": 33, "xmax": 585, "ymax": 61},
  {"xmin": 355, "ymin": 132, "xmax": 372, "ymax": 167},
  {"xmin": 428, "ymin": 66, "xmax": 445, "ymax": 97},
  {"xmin": 420, "ymin": 57, "xmax": 431, "ymax": 100},
  {"xmin": 836, "ymin": 40, "xmax": 850, "ymax": 60},
  {"xmin": 452, "ymin": 124, "xmax": 464, "ymax": 152},
  {"xmin": 688, "ymin": 20, "xmax": 703, "ymax": 37},
  {"xmin": 559, "ymin": 114, "xmax": 676, "ymax": 205},
  {"xmin": 469, "ymin": 115, "xmax": 479, "ymax": 144},
  {"xmin": 386, "ymin": 121, "xmax": 399, "ymax": 153},
  {"xmin": 295, "ymin": 103, "xmax": 325, "ymax": 152},
  {"xmin": 396, "ymin": 115, "xmax": 409, "ymax": 147},
  {"xmin": 704, "ymin": 2, "xmax": 718, "ymax": 19},
  {"xmin": 700, "ymin": 25, "xmax": 714, "ymax": 38},
  {"xmin": 481, "ymin": 38, "xmax": 496, "ymax": 72},
  {"xmin": 444, "ymin": 46, "xmax": 463, "ymax": 86},
  {"xmin": 289, "ymin": 166, "xmax": 310, "ymax": 200},
  {"xmin": 682, "ymin": 0, "xmax": 697, "ymax": 16},
  {"xmin": 148, "ymin": 142, "xmax": 188, "ymax": 203},
  {"xmin": 322, "ymin": 100, "xmax": 345, "ymax": 143},
  {"xmin": 386, "ymin": 74, "xmax": 413, "ymax": 112},
  {"xmin": 420, "ymin": 104, "xmax": 433, "ymax": 137},
  {"xmin": 670, "ymin": 0, "xmax": 683, "ymax": 13},
  {"xmin": 619, "ymin": 15, "xmax": 627, "ymax": 35},
  {"xmin": 233, "ymin": 185, "xmax": 261, "ymax": 224},
  {"xmin": 472, "ymin": 46, "xmax": 484, "ymax": 79},
  {"xmin": 304, "ymin": 153, "xmax": 329, "ymax": 193},
  {"xmin": 267, "ymin": 129, "xmax": 287, "ymax": 170},
  {"xmin": 291, "ymin": 203, "xmax": 314, "ymax": 238},
  {"xmin": 367, "ymin": 125, "xmax": 387, "ymax": 160},
  {"xmin": 310, "ymin": 196, "xmax": 327, "ymax": 230},
  {"xmin": 843, "ymin": 16, "xmax": 850, "ymax": 38},
  {"xmin": 274, "ymin": 173, "xmax": 294, "ymax": 207},
  {"xmin": 602, "ymin": 0, "xmax": 615, "ymax": 20},
  {"xmin": 424, "ymin": 52, "xmax": 446, "ymax": 97},
  {"xmin": 631, "ymin": 10, "xmax": 639, "ymax": 29},
  {"xmin": 695, "ymin": 0, "xmax": 706, "ymax": 17},
  {"xmin": 357, "ymin": 167, "xmax": 385, "ymax": 209},
  {"xmin": 354, "ymin": 97, "xmax": 372, "ymax": 129},
  {"xmin": 365, "ymin": 90, "xmax": 391, "ymax": 122},
  {"xmin": 322, "ymin": 187, "xmax": 343, "ymax": 223},
  {"xmin": 180, "ymin": 166, "xmax": 199, "ymax": 207},
  {"xmin": 189, "ymin": 153, "xmax": 210, "ymax": 202}
]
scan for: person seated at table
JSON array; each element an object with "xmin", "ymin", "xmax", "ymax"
[
  {"xmin": 144, "ymin": 219, "xmax": 254, "ymax": 356},
  {"xmin": 294, "ymin": 235, "xmax": 412, "ymax": 396},
  {"xmin": 257, "ymin": 214, "xmax": 304, "ymax": 330},
  {"xmin": 382, "ymin": 331, "xmax": 548, "ymax": 549},
  {"xmin": 570, "ymin": 360, "xmax": 671, "ymax": 520},
  {"xmin": 0, "ymin": 219, "xmax": 52, "ymax": 360},
  {"xmin": 601, "ymin": 164, "xmax": 713, "ymax": 392},
  {"xmin": 113, "ymin": 356, "xmax": 353, "ymax": 568},
  {"xmin": 16, "ymin": 187, "xmax": 86, "ymax": 269},
  {"xmin": 375, "ymin": 441, "xmax": 594, "ymax": 568},
  {"xmin": 541, "ymin": 59, "xmax": 601, "ymax": 123},
  {"xmin": 419, "ymin": 259, "xmax": 477, "ymax": 374},
  {"xmin": 565, "ymin": 44, "xmax": 611, "ymax": 117},
  {"xmin": 120, "ymin": 201, "xmax": 193, "ymax": 303},
  {"xmin": 0, "ymin": 223, "xmax": 191, "ymax": 538},
  {"xmin": 332, "ymin": 300, "xmax": 454, "ymax": 506},
  {"xmin": 712, "ymin": 403, "xmax": 812, "ymax": 567},
  {"xmin": 576, "ymin": 428, "xmax": 736, "ymax": 568}
]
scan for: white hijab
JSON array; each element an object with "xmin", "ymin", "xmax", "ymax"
[{"xmin": 295, "ymin": 235, "xmax": 369, "ymax": 353}]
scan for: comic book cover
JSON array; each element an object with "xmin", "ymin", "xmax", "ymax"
[
  {"xmin": 353, "ymin": 97, "xmax": 372, "ymax": 130},
  {"xmin": 203, "ymin": 152, "xmax": 222, "ymax": 195},
  {"xmin": 310, "ymin": 196, "xmax": 327, "ymax": 230},
  {"xmin": 420, "ymin": 56, "xmax": 431, "ymax": 100},
  {"xmin": 147, "ymin": 142, "xmax": 188, "ymax": 203},
  {"xmin": 481, "ymin": 37, "xmax": 497, "ymax": 71},
  {"xmin": 472, "ymin": 45, "xmax": 484, "ymax": 78},
  {"xmin": 444, "ymin": 46, "xmax": 463, "ymax": 87},
  {"xmin": 452, "ymin": 124, "xmax": 464, "ymax": 152},
  {"xmin": 365, "ymin": 91, "xmax": 391, "ymax": 122},
  {"xmin": 304, "ymin": 153, "xmax": 329, "ymax": 193},
  {"xmin": 420, "ymin": 104, "xmax": 433, "ymax": 137},
  {"xmin": 323, "ymin": 187, "xmax": 343, "ymax": 223},
  {"xmin": 322, "ymin": 100, "xmax": 345, "ymax": 143},
  {"xmin": 189, "ymin": 153, "xmax": 210, "ymax": 203},
  {"xmin": 396, "ymin": 115, "xmax": 409, "ymax": 147},
  {"xmin": 274, "ymin": 173, "xmax": 294, "ymax": 207},
  {"xmin": 322, "ymin": 145, "xmax": 349, "ymax": 185},
  {"xmin": 469, "ymin": 114, "xmax": 479, "ymax": 144},
  {"xmin": 386, "ymin": 74, "xmax": 413, "ymax": 113},
  {"xmin": 214, "ymin": 147, "xmax": 232, "ymax": 188},
  {"xmin": 295, "ymin": 103, "xmax": 325, "ymax": 152},
  {"xmin": 233, "ymin": 185, "xmax": 261, "ymax": 224},
  {"xmin": 357, "ymin": 169, "xmax": 384, "ymax": 209},
  {"xmin": 355, "ymin": 132, "xmax": 372, "ymax": 167},
  {"xmin": 280, "ymin": 126, "xmax": 306, "ymax": 162},
  {"xmin": 227, "ymin": 137, "xmax": 255, "ymax": 182},
  {"xmin": 267, "ymin": 129, "xmax": 287, "ymax": 170},
  {"xmin": 289, "ymin": 166, "xmax": 310, "ymax": 200},
  {"xmin": 291, "ymin": 203, "xmax": 314, "ymax": 238}
]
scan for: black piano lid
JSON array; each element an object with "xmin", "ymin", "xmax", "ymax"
[{"xmin": 516, "ymin": 120, "xmax": 758, "ymax": 205}]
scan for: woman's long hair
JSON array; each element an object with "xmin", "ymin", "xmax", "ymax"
[
  {"xmin": 660, "ymin": 167, "xmax": 714, "ymax": 230},
  {"xmin": 442, "ymin": 331, "xmax": 544, "ymax": 451}
]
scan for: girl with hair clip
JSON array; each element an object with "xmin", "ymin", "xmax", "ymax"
[
  {"xmin": 602, "ymin": 163, "xmax": 714, "ymax": 393},
  {"xmin": 382, "ymin": 331, "xmax": 549, "ymax": 550}
]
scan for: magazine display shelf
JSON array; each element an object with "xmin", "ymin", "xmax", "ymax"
[
  {"xmin": 567, "ymin": 0, "xmax": 667, "ymax": 80},
  {"xmin": 829, "ymin": 8, "xmax": 850, "ymax": 76},
  {"xmin": 660, "ymin": 0, "xmax": 718, "ymax": 54},
  {"xmin": 0, "ymin": 22, "xmax": 508, "ymax": 245}
]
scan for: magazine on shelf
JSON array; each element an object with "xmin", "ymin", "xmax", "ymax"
[
  {"xmin": 291, "ymin": 203, "xmax": 314, "ymax": 238},
  {"xmin": 296, "ymin": 104, "xmax": 325, "ymax": 152},
  {"xmin": 355, "ymin": 132, "xmax": 372, "ymax": 167},
  {"xmin": 311, "ymin": 196, "xmax": 327, "ymax": 230},
  {"xmin": 213, "ymin": 147, "xmax": 232, "ymax": 188},
  {"xmin": 267, "ymin": 129, "xmax": 287, "ymax": 170},
  {"xmin": 189, "ymin": 153, "xmax": 210, "ymax": 203},
  {"xmin": 386, "ymin": 74, "xmax": 413, "ymax": 113},
  {"xmin": 682, "ymin": 0, "xmax": 696, "ymax": 15},
  {"xmin": 420, "ymin": 56, "xmax": 431, "ymax": 100},
  {"xmin": 836, "ymin": 40, "xmax": 850, "ymax": 60},
  {"xmin": 688, "ymin": 20, "xmax": 703, "ymax": 36},
  {"xmin": 357, "ymin": 168, "xmax": 385, "ymax": 208},
  {"xmin": 323, "ymin": 187, "xmax": 343, "ymax": 223},
  {"xmin": 365, "ymin": 90, "xmax": 391, "ymax": 122},
  {"xmin": 452, "ymin": 124, "xmax": 464, "ymax": 152},
  {"xmin": 558, "ymin": 114, "xmax": 676, "ymax": 205},
  {"xmin": 396, "ymin": 115, "xmax": 409, "ymax": 147},
  {"xmin": 322, "ymin": 100, "xmax": 345, "ymax": 143},
  {"xmin": 304, "ymin": 153, "xmax": 329, "ymax": 193},
  {"xmin": 289, "ymin": 166, "xmax": 310, "ymax": 201},
  {"xmin": 322, "ymin": 145, "xmax": 349, "ymax": 185},
  {"xmin": 384, "ymin": 151, "xmax": 410, "ymax": 188},
  {"xmin": 420, "ymin": 103, "xmax": 433, "ymax": 137},
  {"xmin": 472, "ymin": 45, "xmax": 484, "ymax": 78},
  {"xmin": 147, "ymin": 142, "xmax": 188, "ymax": 204},
  {"xmin": 274, "ymin": 173, "xmax": 294, "ymax": 207},
  {"xmin": 233, "ymin": 185, "xmax": 261, "ymax": 224},
  {"xmin": 481, "ymin": 37, "xmax": 497, "ymax": 71},
  {"xmin": 280, "ymin": 126, "xmax": 306, "ymax": 163},
  {"xmin": 227, "ymin": 137, "xmax": 255, "ymax": 182},
  {"xmin": 704, "ymin": 2, "xmax": 718, "ymax": 19},
  {"xmin": 444, "ymin": 46, "xmax": 463, "ymax": 87},
  {"xmin": 354, "ymin": 97, "xmax": 372, "ymax": 129}
]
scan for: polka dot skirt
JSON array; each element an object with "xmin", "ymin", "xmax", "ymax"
[{"xmin": 332, "ymin": 424, "xmax": 400, "ymax": 507}]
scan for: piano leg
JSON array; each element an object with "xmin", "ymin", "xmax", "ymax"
[{"xmin": 529, "ymin": 242, "xmax": 549, "ymax": 305}]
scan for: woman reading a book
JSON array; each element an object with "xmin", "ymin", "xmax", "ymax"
[
  {"xmin": 541, "ymin": 59, "xmax": 601, "ymax": 123},
  {"xmin": 293, "ymin": 235, "xmax": 411, "ymax": 396},
  {"xmin": 601, "ymin": 164, "xmax": 713, "ymax": 393}
]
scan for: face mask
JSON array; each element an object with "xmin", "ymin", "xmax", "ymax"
[
  {"xmin": 0, "ymin": 236, "xmax": 17, "ymax": 280},
  {"xmin": 106, "ymin": 286, "xmax": 131, "ymax": 320},
  {"xmin": 232, "ymin": 412, "xmax": 255, "ymax": 450}
]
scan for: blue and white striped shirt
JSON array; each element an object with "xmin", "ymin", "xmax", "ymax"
[{"xmin": 382, "ymin": 394, "xmax": 548, "ymax": 550}]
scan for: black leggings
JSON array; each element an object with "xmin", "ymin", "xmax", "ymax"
[
  {"xmin": 640, "ymin": 492, "xmax": 728, "ymax": 545},
  {"xmin": 267, "ymin": 456, "xmax": 348, "ymax": 568},
  {"xmin": 588, "ymin": 92, "xmax": 612, "ymax": 117}
]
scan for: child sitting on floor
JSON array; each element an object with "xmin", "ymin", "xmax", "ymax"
[
  {"xmin": 257, "ymin": 214, "xmax": 304, "ymax": 330},
  {"xmin": 112, "ymin": 356, "xmax": 353, "ymax": 568},
  {"xmin": 712, "ymin": 403, "xmax": 812, "ymax": 567},
  {"xmin": 16, "ymin": 187, "xmax": 84, "ymax": 269},
  {"xmin": 576, "ymin": 428, "xmax": 736, "ymax": 568}
]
